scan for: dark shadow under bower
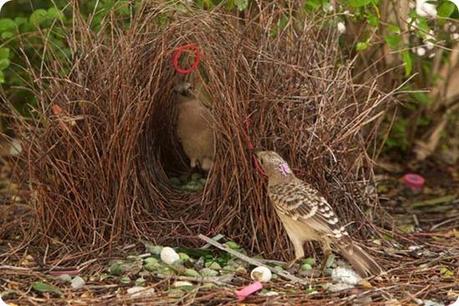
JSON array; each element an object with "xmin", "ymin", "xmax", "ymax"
[{"xmin": 8, "ymin": 2, "xmax": 391, "ymax": 260}]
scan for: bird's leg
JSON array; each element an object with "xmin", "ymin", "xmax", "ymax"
[
  {"xmin": 284, "ymin": 239, "xmax": 305, "ymax": 269},
  {"xmin": 319, "ymin": 240, "xmax": 332, "ymax": 274},
  {"xmin": 285, "ymin": 257, "xmax": 303, "ymax": 269}
]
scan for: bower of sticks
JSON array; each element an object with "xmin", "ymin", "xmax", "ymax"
[{"xmin": 9, "ymin": 3, "xmax": 388, "ymax": 260}]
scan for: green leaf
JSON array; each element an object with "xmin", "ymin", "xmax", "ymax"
[
  {"xmin": 47, "ymin": 8, "xmax": 65, "ymax": 21},
  {"xmin": 0, "ymin": 47, "xmax": 10, "ymax": 59},
  {"xmin": 0, "ymin": 58, "xmax": 10, "ymax": 70},
  {"xmin": 30, "ymin": 9, "xmax": 49, "ymax": 26},
  {"xmin": 366, "ymin": 14, "xmax": 379, "ymax": 27},
  {"xmin": 384, "ymin": 34, "xmax": 401, "ymax": 49},
  {"xmin": 32, "ymin": 281, "xmax": 62, "ymax": 295},
  {"xmin": 438, "ymin": 2, "xmax": 456, "ymax": 18},
  {"xmin": 346, "ymin": 0, "xmax": 378, "ymax": 8},
  {"xmin": 411, "ymin": 91, "xmax": 430, "ymax": 105},
  {"xmin": 356, "ymin": 41, "xmax": 369, "ymax": 51},
  {"xmin": 0, "ymin": 18, "xmax": 16, "ymax": 32},
  {"xmin": 226, "ymin": 0, "xmax": 235, "ymax": 10},
  {"xmin": 14, "ymin": 17, "xmax": 28, "ymax": 27},
  {"xmin": 415, "ymin": 17, "xmax": 430, "ymax": 38},
  {"xmin": 0, "ymin": 71, "xmax": 5, "ymax": 84},
  {"xmin": 402, "ymin": 50, "xmax": 413, "ymax": 76},
  {"xmin": 234, "ymin": 0, "xmax": 248, "ymax": 11},
  {"xmin": 1, "ymin": 31, "xmax": 13, "ymax": 39},
  {"xmin": 304, "ymin": 0, "xmax": 324, "ymax": 11}
]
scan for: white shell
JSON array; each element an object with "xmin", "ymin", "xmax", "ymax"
[
  {"xmin": 250, "ymin": 266, "xmax": 272, "ymax": 283},
  {"xmin": 160, "ymin": 247, "xmax": 180, "ymax": 265}
]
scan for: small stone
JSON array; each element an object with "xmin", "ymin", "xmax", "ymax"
[{"xmin": 71, "ymin": 276, "xmax": 85, "ymax": 289}]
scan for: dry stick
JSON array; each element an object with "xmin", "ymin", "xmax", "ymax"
[{"xmin": 198, "ymin": 234, "xmax": 309, "ymax": 286}]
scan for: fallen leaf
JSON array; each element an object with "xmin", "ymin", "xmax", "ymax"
[{"xmin": 31, "ymin": 281, "xmax": 62, "ymax": 295}]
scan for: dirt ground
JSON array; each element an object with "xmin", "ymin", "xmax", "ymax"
[{"xmin": 0, "ymin": 156, "xmax": 458, "ymax": 305}]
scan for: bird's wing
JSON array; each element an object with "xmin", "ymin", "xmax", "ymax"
[{"xmin": 269, "ymin": 180, "xmax": 348, "ymax": 239}]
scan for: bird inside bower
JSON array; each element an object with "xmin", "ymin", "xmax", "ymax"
[
  {"xmin": 255, "ymin": 150, "xmax": 383, "ymax": 277},
  {"xmin": 173, "ymin": 80, "xmax": 216, "ymax": 176}
]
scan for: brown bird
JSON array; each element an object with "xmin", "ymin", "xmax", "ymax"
[
  {"xmin": 255, "ymin": 150, "xmax": 383, "ymax": 277},
  {"xmin": 174, "ymin": 81, "xmax": 215, "ymax": 172}
]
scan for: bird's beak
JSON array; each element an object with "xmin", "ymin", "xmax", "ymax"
[{"xmin": 253, "ymin": 149, "xmax": 264, "ymax": 159}]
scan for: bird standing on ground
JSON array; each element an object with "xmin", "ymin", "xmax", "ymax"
[
  {"xmin": 255, "ymin": 150, "xmax": 383, "ymax": 277},
  {"xmin": 174, "ymin": 81, "xmax": 215, "ymax": 172}
]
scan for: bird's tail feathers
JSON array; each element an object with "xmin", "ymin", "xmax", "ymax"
[{"xmin": 338, "ymin": 241, "xmax": 383, "ymax": 277}]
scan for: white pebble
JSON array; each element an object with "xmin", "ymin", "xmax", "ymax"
[
  {"xmin": 331, "ymin": 267, "xmax": 362, "ymax": 285},
  {"xmin": 160, "ymin": 247, "xmax": 180, "ymax": 265},
  {"xmin": 250, "ymin": 266, "xmax": 272, "ymax": 283},
  {"xmin": 127, "ymin": 286, "xmax": 155, "ymax": 298},
  {"xmin": 452, "ymin": 33, "xmax": 459, "ymax": 40},
  {"xmin": 71, "ymin": 276, "xmax": 85, "ymax": 289},
  {"xmin": 416, "ymin": 47, "xmax": 426, "ymax": 56},
  {"xmin": 337, "ymin": 22, "xmax": 346, "ymax": 34}
]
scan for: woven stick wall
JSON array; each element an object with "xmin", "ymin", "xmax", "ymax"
[{"xmin": 10, "ymin": 3, "xmax": 388, "ymax": 259}]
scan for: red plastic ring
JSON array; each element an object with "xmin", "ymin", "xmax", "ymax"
[{"xmin": 172, "ymin": 44, "xmax": 200, "ymax": 75}]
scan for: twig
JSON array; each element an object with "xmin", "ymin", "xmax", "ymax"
[
  {"xmin": 155, "ymin": 274, "xmax": 237, "ymax": 287},
  {"xmin": 198, "ymin": 234, "xmax": 309, "ymax": 286}
]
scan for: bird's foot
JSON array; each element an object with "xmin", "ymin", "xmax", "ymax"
[{"xmin": 284, "ymin": 258, "xmax": 302, "ymax": 270}]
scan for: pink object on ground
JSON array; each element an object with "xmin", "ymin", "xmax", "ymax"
[
  {"xmin": 402, "ymin": 173, "xmax": 425, "ymax": 192},
  {"xmin": 235, "ymin": 281, "xmax": 263, "ymax": 301}
]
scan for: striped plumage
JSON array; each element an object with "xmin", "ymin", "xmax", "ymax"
[{"xmin": 255, "ymin": 150, "xmax": 383, "ymax": 277}]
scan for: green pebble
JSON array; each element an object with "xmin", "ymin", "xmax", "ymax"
[
  {"xmin": 191, "ymin": 173, "xmax": 202, "ymax": 180},
  {"xmin": 147, "ymin": 245, "xmax": 163, "ymax": 255},
  {"xmin": 169, "ymin": 177, "xmax": 181, "ymax": 186},
  {"xmin": 224, "ymin": 241, "xmax": 240, "ymax": 249},
  {"xmin": 200, "ymin": 268, "xmax": 219, "ymax": 277},
  {"xmin": 302, "ymin": 257, "xmax": 315, "ymax": 266},
  {"xmin": 120, "ymin": 276, "xmax": 131, "ymax": 284},
  {"xmin": 135, "ymin": 277, "xmax": 146, "ymax": 286},
  {"xmin": 109, "ymin": 261, "xmax": 124, "ymax": 276},
  {"xmin": 168, "ymin": 288, "xmax": 185, "ymax": 297},
  {"xmin": 183, "ymin": 268, "xmax": 200, "ymax": 277},
  {"xmin": 301, "ymin": 263, "xmax": 312, "ymax": 271},
  {"xmin": 205, "ymin": 262, "xmax": 222, "ymax": 270},
  {"xmin": 178, "ymin": 253, "xmax": 190, "ymax": 262}
]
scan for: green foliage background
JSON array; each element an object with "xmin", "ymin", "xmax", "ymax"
[{"xmin": 1, "ymin": 0, "xmax": 458, "ymax": 154}]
